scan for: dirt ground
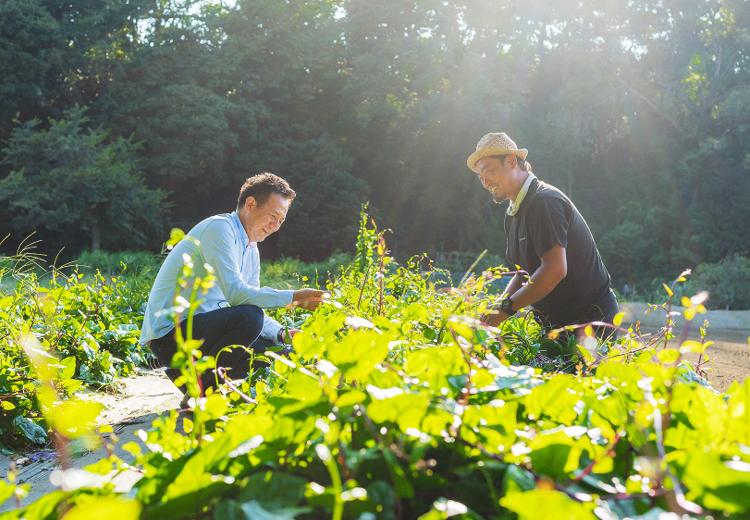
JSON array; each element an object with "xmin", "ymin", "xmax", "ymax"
[
  {"xmin": 664, "ymin": 327, "xmax": 749, "ymax": 392},
  {"xmin": 0, "ymin": 372, "xmax": 182, "ymax": 512}
]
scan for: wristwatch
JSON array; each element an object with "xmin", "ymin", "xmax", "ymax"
[{"xmin": 499, "ymin": 297, "xmax": 516, "ymax": 316}]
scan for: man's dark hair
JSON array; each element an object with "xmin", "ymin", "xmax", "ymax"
[
  {"xmin": 236, "ymin": 172, "xmax": 296, "ymax": 210},
  {"xmin": 493, "ymin": 154, "xmax": 533, "ymax": 172}
]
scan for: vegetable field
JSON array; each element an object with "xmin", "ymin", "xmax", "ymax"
[{"xmin": 1, "ymin": 219, "xmax": 748, "ymax": 520}]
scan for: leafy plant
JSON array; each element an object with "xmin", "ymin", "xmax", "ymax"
[
  {"xmin": 74, "ymin": 250, "xmax": 162, "ymax": 276},
  {"xmin": 685, "ymin": 254, "xmax": 750, "ymax": 310},
  {"xmin": 261, "ymin": 254, "xmax": 352, "ymax": 290},
  {"xmin": 0, "ymin": 250, "xmax": 152, "ymax": 448},
  {"xmin": 2, "ymin": 218, "xmax": 749, "ymax": 518}
]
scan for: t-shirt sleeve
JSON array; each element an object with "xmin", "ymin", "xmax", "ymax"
[{"xmin": 528, "ymin": 195, "xmax": 570, "ymax": 258}]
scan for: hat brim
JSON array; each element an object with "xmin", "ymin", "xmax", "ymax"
[{"xmin": 467, "ymin": 146, "xmax": 529, "ymax": 173}]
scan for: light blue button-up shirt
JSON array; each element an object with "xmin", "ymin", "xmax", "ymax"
[{"xmin": 139, "ymin": 211, "xmax": 294, "ymax": 345}]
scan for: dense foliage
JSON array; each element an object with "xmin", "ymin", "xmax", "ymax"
[
  {"xmin": 0, "ymin": 0, "xmax": 749, "ymax": 293},
  {"xmin": 0, "ymin": 252, "xmax": 151, "ymax": 449},
  {"xmin": 686, "ymin": 255, "xmax": 750, "ymax": 310},
  {"xmin": 74, "ymin": 250, "xmax": 163, "ymax": 277},
  {"xmin": 1, "ymin": 219, "xmax": 747, "ymax": 519},
  {"xmin": 0, "ymin": 107, "xmax": 166, "ymax": 252},
  {"xmin": 0, "ymin": 243, "xmax": 351, "ymax": 450}
]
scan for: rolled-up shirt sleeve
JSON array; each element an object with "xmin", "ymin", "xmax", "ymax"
[
  {"xmin": 261, "ymin": 315, "xmax": 284, "ymax": 342},
  {"xmin": 198, "ymin": 220, "xmax": 294, "ymax": 308}
]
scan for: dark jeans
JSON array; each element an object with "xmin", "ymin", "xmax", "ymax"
[
  {"xmin": 530, "ymin": 291, "xmax": 620, "ymax": 370},
  {"xmin": 150, "ymin": 304, "xmax": 285, "ymax": 392},
  {"xmin": 536, "ymin": 290, "xmax": 620, "ymax": 342}
]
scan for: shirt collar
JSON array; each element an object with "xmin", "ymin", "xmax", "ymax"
[
  {"xmin": 507, "ymin": 173, "xmax": 537, "ymax": 216},
  {"xmin": 230, "ymin": 211, "xmax": 255, "ymax": 249}
]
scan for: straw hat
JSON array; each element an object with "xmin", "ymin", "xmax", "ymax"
[{"xmin": 467, "ymin": 132, "xmax": 528, "ymax": 173}]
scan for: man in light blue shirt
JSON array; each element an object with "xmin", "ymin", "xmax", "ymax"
[{"xmin": 141, "ymin": 173, "xmax": 326, "ymax": 395}]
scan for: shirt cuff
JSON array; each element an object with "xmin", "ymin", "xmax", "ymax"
[
  {"xmin": 275, "ymin": 289, "xmax": 295, "ymax": 307},
  {"xmin": 262, "ymin": 318, "xmax": 283, "ymax": 342}
]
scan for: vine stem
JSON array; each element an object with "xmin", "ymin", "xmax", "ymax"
[
  {"xmin": 573, "ymin": 434, "xmax": 621, "ymax": 482},
  {"xmin": 319, "ymin": 444, "xmax": 343, "ymax": 520},
  {"xmin": 356, "ymin": 263, "xmax": 372, "ymax": 311},
  {"xmin": 377, "ymin": 236, "xmax": 387, "ymax": 316},
  {"xmin": 216, "ymin": 367, "xmax": 257, "ymax": 404},
  {"xmin": 457, "ymin": 249, "xmax": 487, "ymax": 288}
]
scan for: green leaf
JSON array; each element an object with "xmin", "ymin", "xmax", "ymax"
[
  {"xmin": 13, "ymin": 416, "xmax": 47, "ymax": 445},
  {"xmin": 500, "ymin": 489, "xmax": 595, "ymax": 519},
  {"xmin": 524, "ymin": 374, "xmax": 579, "ymax": 424},
  {"xmin": 527, "ymin": 432, "xmax": 579, "ymax": 481},
  {"xmin": 334, "ymin": 390, "xmax": 366, "ymax": 408},
  {"xmin": 404, "ymin": 346, "xmax": 465, "ymax": 391},
  {"xmin": 292, "ymin": 311, "xmax": 346, "ymax": 359},
  {"xmin": 0, "ymin": 480, "xmax": 15, "ymax": 506},
  {"xmin": 46, "ymin": 398, "xmax": 103, "ymax": 439},
  {"xmin": 62, "ymin": 497, "xmax": 141, "ymax": 520},
  {"xmin": 503, "ymin": 465, "xmax": 536, "ymax": 494},
  {"xmin": 612, "ymin": 312, "xmax": 625, "ymax": 327},
  {"xmin": 676, "ymin": 452, "xmax": 750, "ymax": 513},
  {"xmin": 167, "ymin": 228, "xmax": 186, "ymax": 249},
  {"xmin": 367, "ymin": 392, "xmax": 430, "ymax": 432},
  {"xmin": 238, "ymin": 471, "xmax": 307, "ymax": 509},
  {"xmin": 202, "ymin": 394, "xmax": 229, "ymax": 420},
  {"xmin": 589, "ymin": 392, "xmax": 628, "ymax": 427},
  {"xmin": 285, "ymin": 371, "xmax": 322, "ymax": 402},
  {"xmin": 328, "ymin": 330, "xmax": 390, "ymax": 381},
  {"xmin": 59, "ymin": 356, "xmax": 77, "ymax": 380},
  {"xmin": 657, "ymin": 349, "xmax": 680, "ymax": 364},
  {"xmin": 679, "ymin": 340, "xmax": 709, "ymax": 354}
]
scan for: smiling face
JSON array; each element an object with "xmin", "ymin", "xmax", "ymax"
[
  {"xmin": 241, "ymin": 193, "xmax": 291, "ymax": 242},
  {"xmin": 474, "ymin": 155, "xmax": 515, "ymax": 202}
]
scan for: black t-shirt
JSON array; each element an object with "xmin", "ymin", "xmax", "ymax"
[{"xmin": 505, "ymin": 177, "xmax": 612, "ymax": 325}]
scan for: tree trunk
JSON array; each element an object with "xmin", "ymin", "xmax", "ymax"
[{"xmin": 91, "ymin": 219, "xmax": 101, "ymax": 251}]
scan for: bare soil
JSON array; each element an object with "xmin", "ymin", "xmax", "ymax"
[
  {"xmin": 0, "ymin": 371, "xmax": 181, "ymax": 512},
  {"xmin": 665, "ymin": 328, "xmax": 749, "ymax": 392}
]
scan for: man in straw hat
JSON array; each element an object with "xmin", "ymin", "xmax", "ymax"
[
  {"xmin": 140, "ymin": 172, "xmax": 327, "ymax": 403},
  {"xmin": 467, "ymin": 132, "xmax": 618, "ymax": 341}
]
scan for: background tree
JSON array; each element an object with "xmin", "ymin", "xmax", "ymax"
[
  {"xmin": 0, "ymin": 107, "xmax": 167, "ymax": 252},
  {"xmin": 0, "ymin": 0, "xmax": 61, "ymax": 139},
  {"xmin": 0, "ymin": 0, "xmax": 150, "ymax": 142},
  {"xmin": 0, "ymin": 0, "xmax": 748, "ymax": 300}
]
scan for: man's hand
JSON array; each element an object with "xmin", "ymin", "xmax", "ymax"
[
  {"xmin": 278, "ymin": 328, "xmax": 301, "ymax": 344},
  {"xmin": 481, "ymin": 308, "xmax": 510, "ymax": 327},
  {"xmin": 292, "ymin": 288, "xmax": 329, "ymax": 310}
]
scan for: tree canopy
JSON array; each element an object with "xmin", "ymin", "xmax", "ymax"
[
  {"xmin": 0, "ymin": 0, "xmax": 748, "ymax": 288},
  {"xmin": 0, "ymin": 107, "xmax": 166, "ymax": 251}
]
